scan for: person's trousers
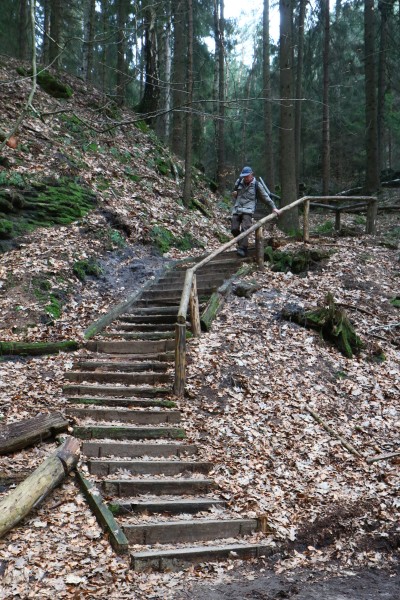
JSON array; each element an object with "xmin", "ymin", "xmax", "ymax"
[{"xmin": 231, "ymin": 213, "xmax": 253, "ymax": 250}]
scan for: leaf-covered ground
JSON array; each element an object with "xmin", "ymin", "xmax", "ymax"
[{"xmin": 0, "ymin": 59, "xmax": 399, "ymax": 598}]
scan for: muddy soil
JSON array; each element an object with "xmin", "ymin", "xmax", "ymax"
[{"xmin": 176, "ymin": 566, "xmax": 400, "ymax": 599}]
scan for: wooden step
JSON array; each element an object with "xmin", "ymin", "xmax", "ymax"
[
  {"xmin": 123, "ymin": 518, "xmax": 258, "ymax": 545},
  {"xmin": 66, "ymin": 396, "xmax": 176, "ymax": 408},
  {"xmin": 123, "ymin": 306, "xmax": 179, "ymax": 316},
  {"xmin": 117, "ymin": 315, "xmax": 177, "ymax": 325},
  {"xmin": 112, "ymin": 323, "xmax": 174, "ymax": 332},
  {"xmin": 66, "ymin": 407, "xmax": 181, "ymax": 425},
  {"xmin": 72, "ymin": 360, "xmax": 170, "ymax": 372},
  {"xmin": 101, "ymin": 332, "xmax": 175, "ymax": 341},
  {"xmin": 63, "ymin": 384, "xmax": 171, "ymax": 398},
  {"xmin": 64, "ymin": 371, "xmax": 171, "ymax": 385},
  {"xmin": 81, "ymin": 441, "xmax": 197, "ymax": 458},
  {"xmin": 79, "ymin": 352, "xmax": 174, "ymax": 363},
  {"xmin": 85, "ymin": 339, "xmax": 175, "ymax": 354},
  {"xmin": 110, "ymin": 497, "xmax": 225, "ymax": 515},
  {"xmin": 73, "ymin": 425, "xmax": 185, "ymax": 441},
  {"xmin": 131, "ymin": 543, "xmax": 270, "ymax": 571},
  {"xmin": 103, "ymin": 478, "xmax": 212, "ymax": 496},
  {"xmin": 88, "ymin": 459, "xmax": 211, "ymax": 476}
]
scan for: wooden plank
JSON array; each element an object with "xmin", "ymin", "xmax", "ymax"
[
  {"xmin": 73, "ymin": 425, "xmax": 186, "ymax": 441},
  {"xmin": 0, "ymin": 340, "xmax": 78, "ymax": 356},
  {"xmin": 81, "ymin": 441, "xmax": 197, "ymax": 458},
  {"xmin": 66, "ymin": 396, "xmax": 176, "ymax": 408},
  {"xmin": 63, "ymin": 384, "xmax": 171, "ymax": 398},
  {"xmin": 123, "ymin": 518, "xmax": 258, "ymax": 545},
  {"xmin": 85, "ymin": 339, "xmax": 175, "ymax": 354},
  {"xmin": 88, "ymin": 459, "xmax": 211, "ymax": 476},
  {"xmin": 0, "ymin": 413, "xmax": 69, "ymax": 455},
  {"xmin": 64, "ymin": 371, "xmax": 171, "ymax": 385},
  {"xmin": 67, "ymin": 407, "xmax": 181, "ymax": 425},
  {"xmin": 111, "ymin": 498, "xmax": 225, "ymax": 515},
  {"xmin": 76, "ymin": 469, "xmax": 129, "ymax": 554},
  {"xmin": 103, "ymin": 478, "xmax": 212, "ymax": 496},
  {"xmin": 131, "ymin": 543, "xmax": 272, "ymax": 571}
]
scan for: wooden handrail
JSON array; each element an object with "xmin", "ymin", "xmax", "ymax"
[{"xmin": 173, "ymin": 194, "xmax": 377, "ymax": 396}]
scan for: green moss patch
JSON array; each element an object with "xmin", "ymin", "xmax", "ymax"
[
  {"xmin": 17, "ymin": 67, "xmax": 73, "ymax": 98},
  {"xmin": 73, "ymin": 258, "xmax": 103, "ymax": 281},
  {"xmin": 150, "ymin": 226, "xmax": 204, "ymax": 254},
  {"xmin": 264, "ymin": 246, "xmax": 333, "ymax": 274}
]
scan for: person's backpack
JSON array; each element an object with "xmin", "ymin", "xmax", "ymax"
[{"xmin": 235, "ymin": 177, "xmax": 259, "ymax": 195}]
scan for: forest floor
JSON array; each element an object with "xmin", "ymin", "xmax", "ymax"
[{"xmin": 0, "ymin": 56, "xmax": 399, "ymax": 598}]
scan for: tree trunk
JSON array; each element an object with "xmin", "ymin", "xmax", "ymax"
[
  {"xmin": 49, "ymin": 0, "xmax": 62, "ymax": 69},
  {"xmin": 263, "ymin": 0, "xmax": 275, "ymax": 191},
  {"xmin": 215, "ymin": 0, "xmax": 225, "ymax": 193},
  {"xmin": 377, "ymin": 0, "xmax": 394, "ymax": 172},
  {"xmin": 136, "ymin": 7, "xmax": 160, "ymax": 125},
  {"xmin": 279, "ymin": 0, "xmax": 299, "ymax": 232},
  {"xmin": 171, "ymin": 0, "xmax": 186, "ymax": 157},
  {"xmin": 364, "ymin": 0, "xmax": 380, "ymax": 194},
  {"xmin": 82, "ymin": 0, "xmax": 96, "ymax": 82},
  {"xmin": 183, "ymin": 0, "xmax": 194, "ymax": 205},
  {"xmin": 0, "ymin": 437, "xmax": 80, "ymax": 539},
  {"xmin": 322, "ymin": 0, "xmax": 331, "ymax": 195},
  {"xmin": 156, "ymin": 0, "xmax": 172, "ymax": 141},
  {"xmin": 294, "ymin": 0, "xmax": 306, "ymax": 193},
  {"xmin": 116, "ymin": 0, "xmax": 128, "ymax": 106},
  {"xmin": 18, "ymin": 0, "xmax": 29, "ymax": 61},
  {"xmin": 41, "ymin": 0, "xmax": 51, "ymax": 65}
]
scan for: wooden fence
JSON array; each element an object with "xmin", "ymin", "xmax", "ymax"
[{"xmin": 173, "ymin": 194, "xmax": 377, "ymax": 397}]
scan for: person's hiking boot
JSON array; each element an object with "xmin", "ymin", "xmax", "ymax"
[{"xmin": 236, "ymin": 248, "xmax": 247, "ymax": 258}]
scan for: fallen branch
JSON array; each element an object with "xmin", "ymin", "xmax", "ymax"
[
  {"xmin": 370, "ymin": 323, "xmax": 400, "ymax": 332},
  {"xmin": 304, "ymin": 405, "xmax": 363, "ymax": 459},
  {"xmin": 366, "ymin": 451, "xmax": 400, "ymax": 464},
  {"xmin": 0, "ymin": 436, "xmax": 80, "ymax": 538}
]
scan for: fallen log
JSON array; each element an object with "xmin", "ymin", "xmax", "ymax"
[
  {"xmin": 366, "ymin": 451, "xmax": 400, "ymax": 464},
  {"xmin": 0, "ymin": 340, "xmax": 78, "ymax": 356},
  {"xmin": 0, "ymin": 413, "xmax": 69, "ymax": 455},
  {"xmin": 200, "ymin": 264, "xmax": 253, "ymax": 331},
  {"xmin": 0, "ymin": 436, "xmax": 80, "ymax": 538}
]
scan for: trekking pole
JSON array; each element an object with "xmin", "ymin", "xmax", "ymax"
[{"xmin": 259, "ymin": 177, "xmax": 281, "ymax": 204}]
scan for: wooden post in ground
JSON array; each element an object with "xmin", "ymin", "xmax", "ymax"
[
  {"xmin": 303, "ymin": 200, "xmax": 310, "ymax": 242},
  {"xmin": 335, "ymin": 208, "xmax": 341, "ymax": 232},
  {"xmin": 189, "ymin": 275, "xmax": 201, "ymax": 337},
  {"xmin": 366, "ymin": 197, "xmax": 377, "ymax": 234},
  {"xmin": 173, "ymin": 323, "xmax": 186, "ymax": 398},
  {"xmin": 255, "ymin": 227, "xmax": 264, "ymax": 269},
  {"xmin": 0, "ymin": 437, "xmax": 80, "ymax": 538}
]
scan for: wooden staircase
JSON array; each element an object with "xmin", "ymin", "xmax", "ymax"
[{"xmin": 65, "ymin": 252, "xmax": 270, "ymax": 570}]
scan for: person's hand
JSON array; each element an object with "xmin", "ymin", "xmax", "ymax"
[{"xmin": 273, "ymin": 207, "xmax": 281, "ymax": 216}]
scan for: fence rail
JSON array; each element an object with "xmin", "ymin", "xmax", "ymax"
[{"xmin": 173, "ymin": 194, "xmax": 377, "ymax": 397}]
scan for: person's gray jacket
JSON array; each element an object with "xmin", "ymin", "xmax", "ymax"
[{"xmin": 232, "ymin": 178, "xmax": 277, "ymax": 215}]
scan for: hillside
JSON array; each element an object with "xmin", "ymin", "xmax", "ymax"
[{"xmin": 0, "ymin": 59, "xmax": 399, "ymax": 599}]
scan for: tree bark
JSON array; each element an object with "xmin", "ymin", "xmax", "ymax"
[
  {"xmin": 322, "ymin": 0, "xmax": 331, "ymax": 195},
  {"xmin": 377, "ymin": 0, "xmax": 394, "ymax": 171},
  {"xmin": 137, "ymin": 6, "xmax": 160, "ymax": 124},
  {"xmin": 0, "ymin": 437, "xmax": 80, "ymax": 538},
  {"xmin": 294, "ymin": 0, "xmax": 306, "ymax": 193},
  {"xmin": 49, "ymin": 0, "xmax": 62, "ymax": 69},
  {"xmin": 171, "ymin": 0, "xmax": 186, "ymax": 157},
  {"xmin": 156, "ymin": 0, "xmax": 172, "ymax": 141},
  {"xmin": 215, "ymin": 0, "xmax": 225, "ymax": 193},
  {"xmin": 279, "ymin": 0, "xmax": 299, "ymax": 232},
  {"xmin": 116, "ymin": 0, "xmax": 128, "ymax": 106},
  {"xmin": 82, "ymin": 0, "xmax": 96, "ymax": 82},
  {"xmin": 0, "ymin": 413, "xmax": 69, "ymax": 455},
  {"xmin": 364, "ymin": 0, "xmax": 380, "ymax": 194},
  {"xmin": 183, "ymin": 0, "xmax": 194, "ymax": 204}
]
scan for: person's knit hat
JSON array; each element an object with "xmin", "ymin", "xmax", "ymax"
[{"xmin": 240, "ymin": 166, "xmax": 253, "ymax": 177}]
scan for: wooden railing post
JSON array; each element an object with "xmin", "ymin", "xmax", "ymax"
[
  {"xmin": 255, "ymin": 226, "xmax": 264, "ymax": 269},
  {"xmin": 366, "ymin": 197, "xmax": 377, "ymax": 234},
  {"xmin": 335, "ymin": 208, "xmax": 341, "ymax": 232},
  {"xmin": 303, "ymin": 199, "xmax": 310, "ymax": 242},
  {"xmin": 173, "ymin": 322, "xmax": 186, "ymax": 398},
  {"xmin": 189, "ymin": 274, "xmax": 201, "ymax": 337}
]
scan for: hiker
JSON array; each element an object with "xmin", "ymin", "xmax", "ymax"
[{"xmin": 231, "ymin": 166, "xmax": 280, "ymax": 257}]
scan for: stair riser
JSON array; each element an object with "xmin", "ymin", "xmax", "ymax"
[
  {"xmin": 131, "ymin": 544, "xmax": 270, "ymax": 571},
  {"xmin": 73, "ymin": 426, "xmax": 185, "ymax": 441},
  {"xmin": 66, "ymin": 397, "xmax": 176, "ymax": 408},
  {"xmin": 64, "ymin": 385, "xmax": 170, "ymax": 398},
  {"xmin": 85, "ymin": 340, "xmax": 175, "ymax": 353},
  {"xmin": 88, "ymin": 460, "xmax": 210, "ymax": 476},
  {"xmin": 103, "ymin": 480, "xmax": 211, "ymax": 496},
  {"xmin": 64, "ymin": 372, "xmax": 171, "ymax": 385},
  {"xmin": 111, "ymin": 500, "xmax": 225, "ymax": 515},
  {"xmin": 123, "ymin": 519, "xmax": 258, "ymax": 545},
  {"xmin": 81, "ymin": 442, "xmax": 197, "ymax": 458},
  {"xmin": 72, "ymin": 361, "xmax": 169, "ymax": 372},
  {"xmin": 67, "ymin": 408, "xmax": 181, "ymax": 425}
]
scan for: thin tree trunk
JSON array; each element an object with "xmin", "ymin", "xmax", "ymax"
[
  {"xmin": 82, "ymin": 0, "xmax": 96, "ymax": 82},
  {"xmin": 294, "ymin": 0, "xmax": 306, "ymax": 193},
  {"xmin": 156, "ymin": 1, "xmax": 172, "ymax": 140},
  {"xmin": 137, "ymin": 7, "xmax": 160, "ymax": 124},
  {"xmin": 263, "ymin": 0, "xmax": 275, "ymax": 191},
  {"xmin": 183, "ymin": 0, "xmax": 194, "ymax": 205},
  {"xmin": 364, "ymin": 0, "xmax": 380, "ymax": 194},
  {"xmin": 49, "ymin": 0, "xmax": 62, "ymax": 69},
  {"xmin": 18, "ymin": 0, "xmax": 29, "ymax": 61},
  {"xmin": 216, "ymin": 0, "xmax": 225, "ymax": 193},
  {"xmin": 171, "ymin": 0, "xmax": 186, "ymax": 157},
  {"xmin": 41, "ymin": 0, "xmax": 51, "ymax": 65},
  {"xmin": 322, "ymin": 0, "xmax": 331, "ymax": 195},
  {"xmin": 279, "ymin": 0, "xmax": 299, "ymax": 232},
  {"xmin": 377, "ymin": 0, "xmax": 394, "ymax": 171}
]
